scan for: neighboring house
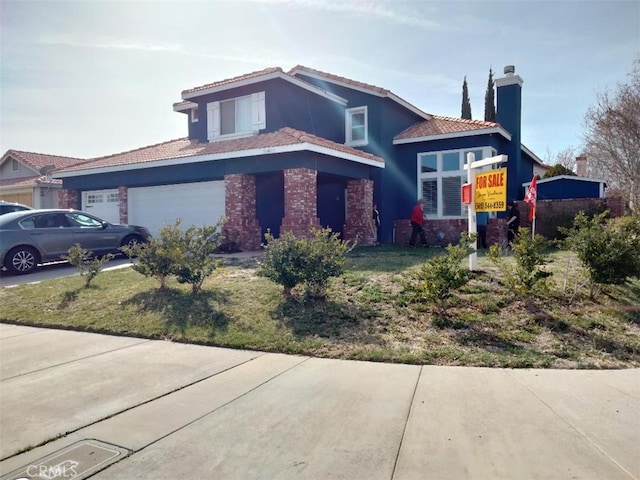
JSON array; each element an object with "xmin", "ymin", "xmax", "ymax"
[
  {"xmin": 0, "ymin": 151, "xmax": 85, "ymax": 208},
  {"xmin": 47, "ymin": 65, "xmax": 547, "ymax": 249},
  {"xmin": 524, "ymin": 175, "xmax": 607, "ymax": 200}
]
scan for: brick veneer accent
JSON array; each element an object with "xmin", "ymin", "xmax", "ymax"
[
  {"xmin": 394, "ymin": 197, "xmax": 625, "ymax": 246},
  {"xmin": 343, "ymin": 179, "xmax": 375, "ymax": 245},
  {"xmin": 118, "ymin": 186, "xmax": 128, "ymax": 224},
  {"xmin": 224, "ymin": 174, "xmax": 262, "ymax": 251},
  {"xmin": 58, "ymin": 189, "xmax": 79, "ymax": 209},
  {"xmin": 280, "ymin": 168, "xmax": 320, "ymax": 238}
]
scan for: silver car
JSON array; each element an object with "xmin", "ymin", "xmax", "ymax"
[{"xmin": 0, "ymin": 209, "xmax": 151, "ymax": 275}]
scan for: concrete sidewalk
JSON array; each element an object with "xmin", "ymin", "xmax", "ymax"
[{"xmin": 1, "ymin": 324, "xmax": 638, "ymax": 479}]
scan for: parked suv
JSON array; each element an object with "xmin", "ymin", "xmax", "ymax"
[{"xmin": 0, "ymin": 201, "xmax": 32, "ymax": 215}]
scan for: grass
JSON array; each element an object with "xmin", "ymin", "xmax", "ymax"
[{"xmin": 1, "ymin": 245, "xmax": 639, "ymax": 369}]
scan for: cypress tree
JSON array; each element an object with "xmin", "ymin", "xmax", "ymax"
[
  {"xmin": 461, "ymin": 76, "xmax": 472, "ymax": 120},
  {"xmin": 484, "ymin": 68, "xmax": 496, "ymax": 122}
]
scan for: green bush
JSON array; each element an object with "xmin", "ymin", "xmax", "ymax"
[
  {"xmin": 63, "ymin": 244, "xmax": 115, "ymax": 288},
  {"xmin": 401, "ymin": 235, "xmax": 473, "ymax": 313},
  {"xmin": 487, "ymin": 228, "xmax": 552, "ymax": 297},
  {"xmin": 561, "ymin": 211, "xmax": 640, "ymax": 298},
  {"xmin": 258, "ymin": 227, "xmax": 354, "ymax": 300},
  {"xmin": 121, "ymin": 218, "xmax": 225, "ymax": 293}
]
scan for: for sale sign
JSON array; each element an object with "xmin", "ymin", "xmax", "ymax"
[{"xmin": 474, "ymin": 167, "xmax": 507, "ymax": 212}]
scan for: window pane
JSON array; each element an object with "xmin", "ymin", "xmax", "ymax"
[
  {"xmin": 350, "ymin": 111, "xmax": 366, "ymax": 142},
  {"xmin": 442, "ymin": 176, "xmax": 462, "ymax": 216},
  {"xmin": 422, "ymin": 179, "xmax": 438, "ymax": 215},
  {"xmin": 220, "ymin": 100, "xmax": 235, "ymax": 135},
  {"xmin": 443, "ymin": 152, "xmax": 460, "ymax": 171},
  {"xmin": 420, "ymin": 154, "xmax": 437, "ymax": 173},
  {"xmin": 236, "ymin": 96, "xmax": 252, "ymax": 133}
]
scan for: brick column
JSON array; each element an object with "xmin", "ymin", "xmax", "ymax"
[
  {"xmin": 280, "ymin": 168, "xmax": 320, "ymax": 238},
  {"xmin": 58, "ymin": 189, "xmax": 79, "ymax": 209},
  {"xmin": 224, "ymin": 174, "xmax": 262, "ymax": 251},
  {"xmin": 343, "ymin": 178, "xmax": 375, "ymax": 245},
  {"xmin": 118, "ymin": 186, "xmax": 128, "ymax": 224}
]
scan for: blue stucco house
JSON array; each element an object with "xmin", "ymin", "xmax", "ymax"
[{"xmin": 49, "ymin": 64, "xmax": 546, "ymax": 250}]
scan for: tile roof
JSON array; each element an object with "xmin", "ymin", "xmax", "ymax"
[
  {"xmin": 182, "ymin": 67, "xmax": 283, "ymax": 96},
  {"xmin": 55, "ymin": 128, "xmax": 383, "ymax": 174},
  {"xmin": 394, "ymin": 115, "xmax": 501, "ymax": 140},
  {"xmin": 288, "ymin": 65, "xmax": 390, "ymax": 96},
  {"xmin": 0, "ymin": 175, "xmax": 62, "ymax": 188},
  {"xmin": 2, "ymin": 150, "xmax": 86, "ymax": 172}
]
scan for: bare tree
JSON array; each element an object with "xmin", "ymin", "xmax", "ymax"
[
  {"xmin": 583, "ymin": 59, "xmax": 640, "ymax": 212},
  {"xmin": 544, "ymin": 146, "xmax": 579, "ymax": 172}
]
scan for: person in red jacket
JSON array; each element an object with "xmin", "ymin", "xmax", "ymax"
[{"xmin": 409, "ymin": 199, "xmax": 428, "ymax": 247}]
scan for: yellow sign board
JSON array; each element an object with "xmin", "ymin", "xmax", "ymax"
[{"xmin": 475, "ymin": 167, "xmax": 507, "ymax": 212}]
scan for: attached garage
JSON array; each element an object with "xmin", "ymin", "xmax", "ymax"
[
  {"xmin": 128, "ymin": 180, "xmax": 225, "ymax": 236},
  {"xmin": 82, "ymin": 189, "xmax": 120, "ymax": 224}
]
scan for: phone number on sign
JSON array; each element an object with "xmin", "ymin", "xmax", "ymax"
[{"xmin": 476, "ymin": 201, "xmax": 505, "ymax": 210}]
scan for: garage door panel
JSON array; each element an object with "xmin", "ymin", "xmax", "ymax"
[{"xmin": 128, "ymin": 181, "xmax": 225, "ymax": 236}]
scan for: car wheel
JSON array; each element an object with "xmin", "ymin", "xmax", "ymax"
[{"xmin": 5, "ymin": 246, "xmax": 39, "ymax": 275}]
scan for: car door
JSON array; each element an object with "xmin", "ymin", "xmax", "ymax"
[
  {"xmin": 64, "ymin": 212, "xmax": 120, "ymax": 254},
  {"xmin": 24, "ymin": 212, "xmax": 77, "ymax": 262}
]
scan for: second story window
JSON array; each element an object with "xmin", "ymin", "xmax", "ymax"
[
  {"xmin": 190, "ymin": 107, "xmax": 199, "ymax": 123},
  {"xmin": 346, "ymin": 106, "xmax": 368, "ymax": 146},
  {"xmin": 206, "ymin": 92, "xmax": 265, "ymax": 141}
]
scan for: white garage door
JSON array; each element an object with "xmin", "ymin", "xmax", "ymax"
[
  {"xmin": 83, "ymin": 190, "xmax": 120, "ymax": 224},
  {"xmin": 128, "ymin": 181, "xmax": 225, "ymax": 236}
]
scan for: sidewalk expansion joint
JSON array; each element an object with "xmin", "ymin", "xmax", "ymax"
[{"xmin": 391, "ymin": 365, "xmax": 423, "ymax": 480}]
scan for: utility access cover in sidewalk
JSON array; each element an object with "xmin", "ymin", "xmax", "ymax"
[{"xmin": 2, "ymin": 439, "xmax": 129, "ymax": 480}]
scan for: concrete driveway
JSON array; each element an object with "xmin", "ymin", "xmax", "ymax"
[{"xmin": 1, "ymin": 324, "xmax": 638, "ymax": 479}]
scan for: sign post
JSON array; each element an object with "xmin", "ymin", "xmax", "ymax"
[{"xmin": 463, "ymin": 154, "xmax": 508, "ymax": 271}]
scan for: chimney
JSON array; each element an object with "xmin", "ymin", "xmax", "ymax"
[
  {"xmin": 496, "ymin": 65, "xmax": 524, "ymax": 202},
  {"xmin": 576, "ymin": 155, "xmax": 587, "ymax": 177}
]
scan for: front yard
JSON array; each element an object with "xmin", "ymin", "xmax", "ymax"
[{"xmin": 1, "ymin": 246, "xmax": 639, "ymax": 368}]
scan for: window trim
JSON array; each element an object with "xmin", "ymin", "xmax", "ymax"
[
  {"xmin": 345, "ymin": 106, "xmax": 368, "ymax": 147},
  {"xmin": 417, "ymin": 147, "xmax": 495, "ymax": 219},
  {"xmin": 190, "ymin": 107, "xmax": 199, "ymax": 123},
  {"xmin": 206, "ymin": 91, "xmax": 266, "ymax": 142}
]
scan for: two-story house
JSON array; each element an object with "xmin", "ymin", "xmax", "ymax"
[{"xmin": 51, "ymin": 64, "xmax": 544, "ymax": 250}]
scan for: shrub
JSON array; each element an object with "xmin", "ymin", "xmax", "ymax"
[
  {"xmin": 63, "ymin": 244, "xmax": 115, "ymax": 288},
  {"xmin": 121, "ymin": 219, "xmax": 184, "ymax": 289},
  {"xmin": 173, "ymin": 222, "xmax": 225, "ymax": 294},
  {"xmin": 561, "ymin": 211, "xmax": 640, "ymax": 298},
  {"xmin": 258, "ymin": 227, "xmax": 354, "ymax": 300},
  {"xmin": 487, "ymin": 228, "xmax": 552, "ymax": 297},
  {"xmin": 401, "ymin": 235, "xmax": 473, "ymax": 313}
]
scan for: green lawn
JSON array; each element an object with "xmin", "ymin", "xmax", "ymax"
[{"xmin": 1, "ymin": 246, "xmax": 639, "ymax": 368}]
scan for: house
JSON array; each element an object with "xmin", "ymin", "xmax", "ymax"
[
  {"xmin": 46, "ymin": 64, "xmax": 545, "ymax": 250},
  {"xmin": 0, "ymin": 150, "xmax": 84, "ymax": 208}
]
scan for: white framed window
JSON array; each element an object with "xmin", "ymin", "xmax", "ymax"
[
  {"xmin": 418, "ymin": 147, "xmax": 494, "ymax": 218},
  {"xmin": 206, "ymin": 91, "xmax": 265, "ymax": 141},
  {"xmin": 345, "ymin": 106, "xmax": 368, "ymax": 146},
  {"xmin": 190, "ymin": 107, "xmax": 199, "ymax": 123}
]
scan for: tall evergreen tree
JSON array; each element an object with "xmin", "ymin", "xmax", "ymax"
[
  {"xmin": 484, "ymin": 68, "xmax": 496, "ymax": 122},
  {"xmin": 461, "ymin": 76, "xmax": 472, "ymax": 120}
]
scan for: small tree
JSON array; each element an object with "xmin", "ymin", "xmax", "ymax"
[
  {"xmin": 258, "ymin": 227, "xmax": 354, "ymax": 300},
  {"xmin": 64, "ymin": 244, "xmax": 115, "ymax": 288},
  {"xmin": 173, "ymin": 222, "xmax": 225, "ymax": 294},
  {"xmin": 121, "ymin": 219, "xmax": 185, "ymax": 289},
  {"xmin": 461, "ymin": 76, "xmax": 472, "ymax": 120},
  {"xmin": 484, "ymin": 68, "xmax": 496, "ymax": 122},
  {"xmin": 402, "ymin": 235, "xmax": 474, "ymax": 313},
  {"xmin": 561, "ymin": 211, "xmax": 640, "ymax": 298},
  {"xmin": 487, "ymin": 228, "xmax": 552, "ymax": 298},
  {"xmin": 544, "ymin": 164, "xmax": 576, "ymax": 178}
]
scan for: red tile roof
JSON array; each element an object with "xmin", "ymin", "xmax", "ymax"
[
  {"xmin": 182, "ymin": 67, "xmax": 283, "ymax": 96},
  {"xmin": 2, "ymin": 150, "xmax": 86, "ymax": 172},
  {"xmin": 55, "ymin": 128, "xmax": 383, "ymax": 174},
  {"xmin": 394, "ymin": 115, "xmax": 502, "ymax": 140},
  {"xmin": 0, "ymin": 175, "xmax": 62, "ymax": 188}
]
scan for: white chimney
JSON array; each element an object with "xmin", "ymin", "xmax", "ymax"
[{"xmin": 576, "ymin": 155, "xmax": 587, "ymax": 177}]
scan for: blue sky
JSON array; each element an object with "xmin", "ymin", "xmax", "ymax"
[{"xmin": 1, "ymin": 0, "xmax": 638, "ymax": 162}]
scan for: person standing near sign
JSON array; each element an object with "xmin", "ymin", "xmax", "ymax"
[
  {"xmin": 409, "ymin": 199, "xmax": 428, "ymax": 247},
  {"xmin": 506, "ymin": 200, "xmax": 520, "ymax": 244}
]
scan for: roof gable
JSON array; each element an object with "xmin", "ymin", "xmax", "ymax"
[
  {"xmin": 1, "ymin": 150, "xmax": 86, "ymax": 174},
  {"xmin": 288, "ymin": 65, "xmax": 431, "ymax": 120}
]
